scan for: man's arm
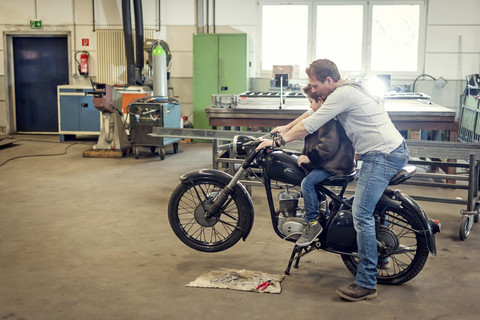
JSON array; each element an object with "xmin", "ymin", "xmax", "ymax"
[
  {"xmin": 272, "ymin": 111, "xmax": 310, "ymax": 135},
  {"xmin": 256, "ymin": 118, "xmax": 309, "ymax": 151},
  {"xmin": 283, "ymin": 120, "xmax": 309, "ymax": 143}
]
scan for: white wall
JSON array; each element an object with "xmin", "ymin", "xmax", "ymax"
[
  {"xmin": 418, "ymin": 0, "xmax": 480, "ymax": 107},
  {"xmin": 1, "ymin": 0, "xmax": 479, "ymax": 133}
]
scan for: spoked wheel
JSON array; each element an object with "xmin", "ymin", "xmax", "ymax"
[
  {"xmin": 341, "ymin": 205, "xmax": 429, "ymax": 285},
  {"xmin": 168, "ymin": 180, "xmax": 246, "ymax": 252}
]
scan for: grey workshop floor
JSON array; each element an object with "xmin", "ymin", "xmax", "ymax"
[{"xmin": 0, "ymin": 135, "xmax": 479, "ymax": 320}]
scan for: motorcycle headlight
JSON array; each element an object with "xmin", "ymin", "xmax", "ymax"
[{"xmin": 232, "ymin": 135, "xmax": 256, "ymax": 156}]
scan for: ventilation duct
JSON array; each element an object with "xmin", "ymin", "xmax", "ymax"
[{"xmin": 122, "ymin": 0, "xmax": 144, "ymax": 85}]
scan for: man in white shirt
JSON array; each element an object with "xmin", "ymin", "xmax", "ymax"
[{"xmin": 256, "ymin": 59, "xmax": 409, "ymax": 301}]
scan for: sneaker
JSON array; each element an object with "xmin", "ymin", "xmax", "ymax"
[
  {"xmin": 336, "ymin": 283, "xmax": 377, "ymax": 302},
  {"xmin": 296, "ymin": 220, "xmax": 322, "ymax": 247}
]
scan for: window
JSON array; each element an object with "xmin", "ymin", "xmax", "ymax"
[
  {"xmin": 316, "ymin": 5, "xmax": 363, "ymax": 72},
  {"xmin": 371, "ymin": 4, "xmax": 420, "ymax": 72},
  {"xmin": 258, "ymin": 1, "xmax": 425, "ymax": 78},
  {"xmin": 261, "ymin": 4, "xmax": 309, "ymax": 71}
]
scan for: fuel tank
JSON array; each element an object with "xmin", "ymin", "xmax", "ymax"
[{"xmin": 264, "ymin": 150, "xmax": 306, "ymax": 185}]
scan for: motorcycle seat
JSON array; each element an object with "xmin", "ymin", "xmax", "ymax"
[
  {"xmin": 323, "ymin": 171, "xmax": 357, "ymax": 186},
  {"xmin": 389, "ymin": 165, "xmax": 416, "ymax": 186}
]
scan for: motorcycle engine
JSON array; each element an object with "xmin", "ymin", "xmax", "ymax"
[{"xmin": 276, "ymin": 190, "xmax": 306, "ymax": 240}]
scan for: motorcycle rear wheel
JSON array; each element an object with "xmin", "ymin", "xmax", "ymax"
[
  {"xmin": 168, "ymin": 180, "xmax": 246, "ymax": 252},
  {"xmin": 341, "ymin": 205, "xmax": 429, "ymax": 285}
]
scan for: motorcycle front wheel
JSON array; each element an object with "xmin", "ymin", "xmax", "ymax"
[
  {"xmin": 168, "ymin": 179, "xmax": 247, "ymax": 252},
  {"xmin": 341, "ymin": 204, "xmax": 429, "ymax": 285}
]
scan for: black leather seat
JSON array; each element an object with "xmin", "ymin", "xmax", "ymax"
[{"xmin": 323, "ymin": 171, "xmax": 357, "ymax": 186}]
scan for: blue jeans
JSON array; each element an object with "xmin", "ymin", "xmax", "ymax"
[
  {"xmin": 352, "ymin": 140, "xmax": 409, "ymax": 289},
  {"xmin": 301, "ymin": 169, "xmax": 333, "ymax": 222}
]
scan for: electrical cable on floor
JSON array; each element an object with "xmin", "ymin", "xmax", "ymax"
[{"xmin": 0, "ymin": 139, "xmax": 93, "ymax": 168}]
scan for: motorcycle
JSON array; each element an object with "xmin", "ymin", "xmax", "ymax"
[{"xmin": 168, "ymin": 133, "xmax": 440, "ymax": 285}]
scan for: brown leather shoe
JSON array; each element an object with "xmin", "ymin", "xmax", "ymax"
[{"xmin": 336, "ymin": 283, "xmax": 377, "ymax": 302}]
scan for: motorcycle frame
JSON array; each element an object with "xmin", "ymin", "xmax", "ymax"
[{"xmin": 204, "ymin": 145, "xmax": 437, "ymax": 255}]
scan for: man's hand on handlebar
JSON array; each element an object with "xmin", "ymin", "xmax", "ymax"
[
  {"xmin": 255, "ymin": 139, "xmax": 275, "ymax": 151},
  {"xmin": 271, "ymin": 125, "xmax": 288, "ymax": 135},
  {"xmin": 254, "ymin": 132, "xmax": 285, "ymax": 151}
]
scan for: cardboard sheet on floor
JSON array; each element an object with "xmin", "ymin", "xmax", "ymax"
[{"xmin": 186, "ymin": 267, "xmax": 285, "ymax": 294}]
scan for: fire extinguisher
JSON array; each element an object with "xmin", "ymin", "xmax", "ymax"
[{"xmin": 75, "ymin": 50, "xmax": 90, "ymax": 76}]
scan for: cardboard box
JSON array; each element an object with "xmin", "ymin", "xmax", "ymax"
[{"xmin": 272, "ymin": 65, "xmax": 300, "ymax": 79}]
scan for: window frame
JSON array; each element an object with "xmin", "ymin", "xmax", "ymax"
[{"xmin": 256, "ymin": 0, "xmax": 427, "ymax": 79}]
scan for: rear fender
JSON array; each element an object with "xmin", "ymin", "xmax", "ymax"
[
  {"xmin": 379, "ymin": 189, "xmax": 437, "ymax": 255},
  {"xmin": 180, "ymin": 169, "xmax": 254, "ymax": 241}
]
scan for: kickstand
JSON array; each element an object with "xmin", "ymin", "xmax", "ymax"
[{"xmin": 285, "ymin": 245, "xmax": 304, "ymax": 275}]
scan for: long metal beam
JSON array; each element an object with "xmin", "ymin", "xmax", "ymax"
[
  {"xmin": 151, "ymin": 127, "xmax": 266, "ymax": 140},
  {"xmin": 152, "ymin": 127, "xmax": 480, "ymax": 158},
  {"xmin": 406, "ymin": 140, "xmax": 480, "ymax": 159}
]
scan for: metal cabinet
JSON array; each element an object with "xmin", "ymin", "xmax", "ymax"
[
  {"xmin": 193, "ymin": 33, "xmax": 247, "ymax": 130},
  {"xmin": 57, "ymin": 86, "xmax": 100, "ymax": 141},
  {"xmin": 129, "ymin": 100, "xmax": 181, "ymax": 160}
]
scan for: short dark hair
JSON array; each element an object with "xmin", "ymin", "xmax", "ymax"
[
  {"xmin": 302, "ymin": 84, "xmax": 320, "ymax": 102},
  {"xmin": 305, "ymin": 59, "xmax": 341, "ymax": 83}
]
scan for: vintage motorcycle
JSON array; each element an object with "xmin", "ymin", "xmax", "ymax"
[{"xmin": 168, "ymin": 133, "xmax": 440, "ymax": 285}]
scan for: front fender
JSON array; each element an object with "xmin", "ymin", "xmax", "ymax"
[
  {"xmin": 380, "ymin": 189, "xmax": 437, "ymax": 256},
  {"xmin": 179, "ymin": 169, "xmax": 255, "ymax": 241}
]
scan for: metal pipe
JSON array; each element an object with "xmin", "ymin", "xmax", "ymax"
[
  {"xmin": 133, "ymin": 0, "xmax": 144, "ymax": 83},
  {"xmin": 157, "ymin": 0, "xmax": 161, "ymax": 32},
  {"xmin": 206, "ymin": 0, "xmax": 209, "ymax": 33},
  {"xmin": 92, "ymin": 0, "xmax": 96, "ymax": 31},
  {"xmin": 196, "ymin": 0, "xmax": 204, "ymax": 34},
  {"xmin": 468, "ymin": 153, "xmax": 475, "ymax": 211},
  {"xmin": 122, "ymin": 0, "xmax": 135, "ymax": 85},
  {"xmin": 213, "ymin": 0, "xmax": 215, "ymax": 33}
]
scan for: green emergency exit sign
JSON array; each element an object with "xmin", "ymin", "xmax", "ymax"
[{"xmin": 30, "ymin": 20, "xmax": 43, "ymax": 29}]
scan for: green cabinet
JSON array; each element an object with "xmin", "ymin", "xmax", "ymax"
[{"xmin": 193, "ymin": 33, "xmax": 247, "ymax": 129}]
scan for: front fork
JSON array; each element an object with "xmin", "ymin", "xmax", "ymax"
[{"xmin": 206, "ymin": 166, "xmax": 248, "ymax": 219}]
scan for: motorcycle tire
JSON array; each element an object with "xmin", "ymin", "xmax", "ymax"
[
  {"xmin": 340, "ymin": 204, "xmax": 429, "ymax": 285},
  {"xmin": 168, "ymin": 179, "xmax": 248, "ymax": 252}
]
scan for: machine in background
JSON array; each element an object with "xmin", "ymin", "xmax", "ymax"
[
  {"xmin": 127, "ymin": 96, "xmax": 181, "ymax": 160},
  {"xmin": 121, "ymin": 39, "xmax": 180, "ymax": 160},
  {"xmin": 83, "ymin": 83, "xmax": 130, "ymax": 157}
]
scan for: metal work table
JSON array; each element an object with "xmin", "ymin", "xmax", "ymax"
[{"xmin": 205, "ymin": 99, "xmax": 459, "ymax": 140}]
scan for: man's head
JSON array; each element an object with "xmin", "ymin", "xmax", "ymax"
[{"xmin": 305, "ymin": 59, "xmax": 341, "ymax": 99}]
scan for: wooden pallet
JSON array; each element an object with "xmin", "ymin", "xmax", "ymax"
[
  {"xmin": 0, "ymin": 136, "xmax": 16, "ymax": 148},
  {"xmin": 83, "ymin": 147, "xmax": 131, "ymax": 158}
]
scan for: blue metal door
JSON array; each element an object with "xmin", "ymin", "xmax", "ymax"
[{"xmin": 13, "ymin": 37, "xmax": 69, "ymax": 132}]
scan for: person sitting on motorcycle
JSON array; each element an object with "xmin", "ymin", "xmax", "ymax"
[
  {"xmin": 293, "ymin": 85, "xmax": 355, "ymax": 247},
  {"xmin": 256, "ymin": 58, "xmax": 409, "ymax": 302}
]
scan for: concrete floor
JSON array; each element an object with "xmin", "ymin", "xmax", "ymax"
[{"xmin": 0, "ymin": 134, "xmax": 479, "ymax": 320}]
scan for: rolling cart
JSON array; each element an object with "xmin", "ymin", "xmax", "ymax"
[{"xmin": 128, "ymin": 97, "xmax": 181, "ymax": 160}]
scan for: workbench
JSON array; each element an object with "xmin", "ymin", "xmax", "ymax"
[{"xmin": 205, "ymin": 99, "xmax": 459, "ymax": 141}]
